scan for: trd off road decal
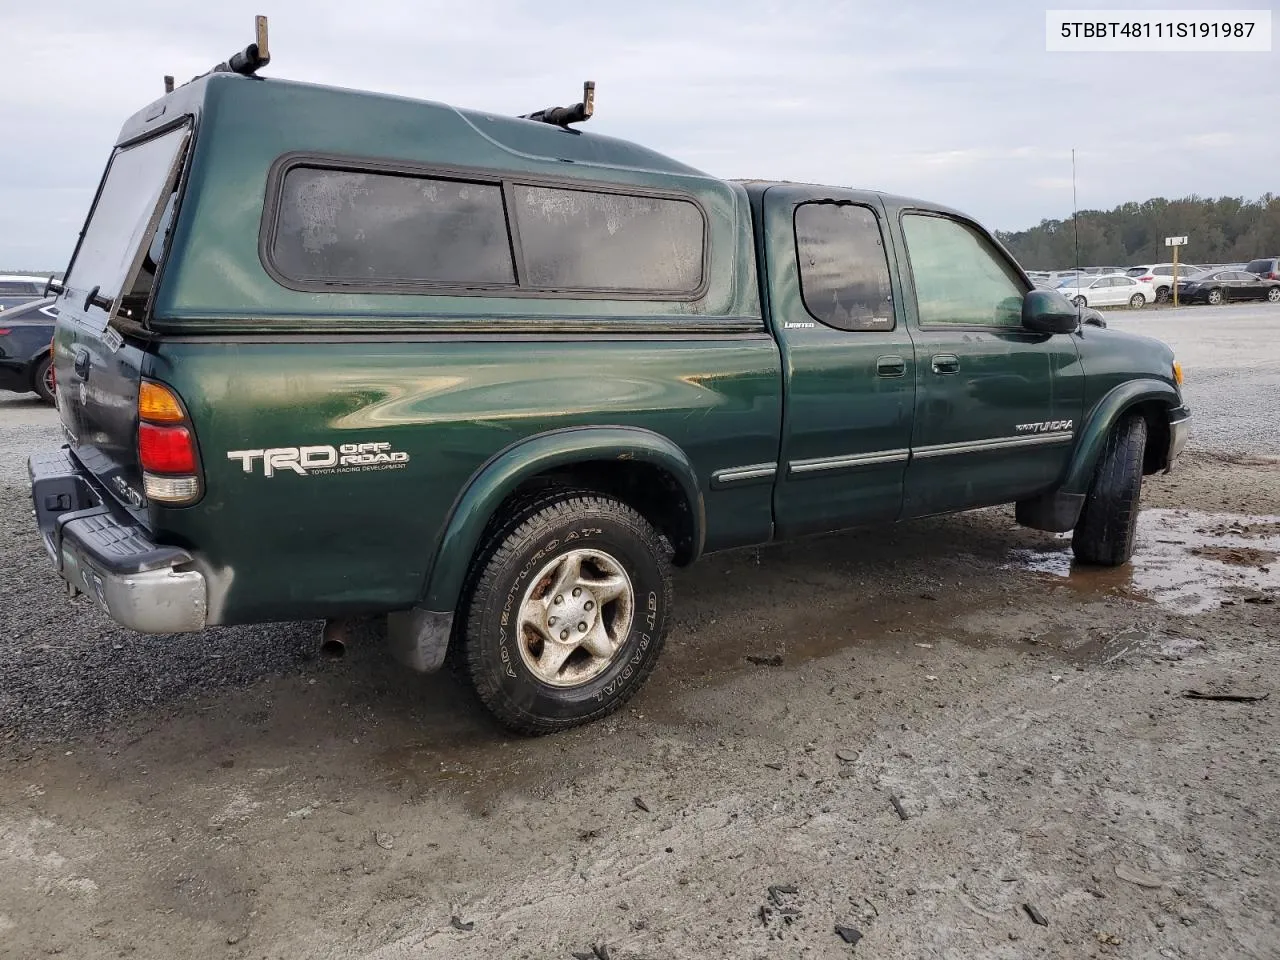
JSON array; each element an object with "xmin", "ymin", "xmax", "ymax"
[
  {"xmin": 1015, "ymin": 419, "xmax": 1073, "ymax": 434},
  {"xmin": 226, "ymin": 441, "xmax": 410, "ymax": 477}
]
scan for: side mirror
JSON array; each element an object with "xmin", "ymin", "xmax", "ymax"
[{"xmin": 1022, "ymin": 289, "xmax": 1079, "ymax": 334}]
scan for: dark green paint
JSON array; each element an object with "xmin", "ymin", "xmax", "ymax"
[
  {"xmin": 756, "ymin": 185, "xmax": 917, "ymax": 537},
  {"xmin": 423, "ymin": 426, "xmax": 705, "ymax": 613},
  {"xmin": 48, "ymin": 73, "xmax": 1186, "ymax": 632},
  {"xmin": 146, "ymin": 337, "xmax": 781, "ymax": 623}
]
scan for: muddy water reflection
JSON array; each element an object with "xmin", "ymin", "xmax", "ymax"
[{"xmin": 1008, "ymin": 509, "xmax": 1280, "ymax": 612}]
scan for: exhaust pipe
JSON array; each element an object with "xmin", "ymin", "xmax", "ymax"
[{"xmin": 319, "ymin": 618, "xmax": 351, "ymax": 659}]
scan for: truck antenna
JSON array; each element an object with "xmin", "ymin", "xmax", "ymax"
[
  {"xmin": 521, "ymin": 81, "xmax": 596, "ymax": 129},
  {"xmin": 1071, "ymin": 148, "xmax": 1080, "ymax": 276}
]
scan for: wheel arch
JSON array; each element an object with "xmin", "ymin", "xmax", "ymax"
[
  {"xmin": 29, "ymin": 345, "xmax": 52, "ymax": 376},
  {"xmin": 420, "ymin": 426, "xmax": 705, "ymax": 614},
  {"xmin": 1059, "ymin": 380, "xmax": 1180, "ymax": 496},
  {"xmin": 29, "ymin": 348, "xmax": 54, "ymax": 396}
]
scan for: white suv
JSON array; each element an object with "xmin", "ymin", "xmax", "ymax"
[
  {"xmin": 0, "ymin": 275, "xmax": 49, "ymax": 311},
  {"xmin": 1125, "ymin": 264, "xmax": 1202, "ymax": 303}
]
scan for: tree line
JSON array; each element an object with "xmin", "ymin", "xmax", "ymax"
[{"xmin": 996, "ymin": 194, "xmax": 1280, "ymax": 269}]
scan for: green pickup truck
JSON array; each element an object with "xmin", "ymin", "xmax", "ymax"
[{"xmin": 29, "ymin": 53, "xmax": 1188, "ymax": 733}]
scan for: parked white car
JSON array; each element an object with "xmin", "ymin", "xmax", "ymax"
[
  {"xmin": 0, "ymin": 274, "xmax": 50, "ymax": 311},
  {"xmin": 1124, "ymin": 263, "xmax": 1202, "ymax": 302},
  {"xmin": 1056, "ymin": 274, "xmax": 1153, "ymax": 308}
]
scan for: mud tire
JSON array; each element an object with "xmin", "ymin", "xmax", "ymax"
[
  {"xmin": 458, "ymin": 488, "xmax": 672, "ymax": 735},
  {"xmin": 1072, "ymin": 415, "xmax": 1147, "ymax": 566}
]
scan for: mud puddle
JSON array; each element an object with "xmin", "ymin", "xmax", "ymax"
[{"xmin": 1007, "ymin": 508, "xmax": 1280, "ymax": 612}]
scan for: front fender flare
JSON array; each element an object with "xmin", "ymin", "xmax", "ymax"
[
  {"xmin": 1060, "ymin": 379, "xmax": 1180, "ymax": 496},
  {"xmin": 421, "ymin": 426, "xmax": 704, "ymax": 615}
]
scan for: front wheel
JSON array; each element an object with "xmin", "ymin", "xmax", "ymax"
[
  {"xmin": 33, "ymin": 356, "xmax": 55, "ymax": 404},
  {"xmin": 458, "ymin": 489, "xmax": 673, "ymax": 734},
  {"xmin": 1267, "ymin": 287, "xmax": 1280, "ymax": 303},
  {"xmin": 1207, "ymin": 288, "xmax": 1223, "ymax": 305},
  {"xmin": 1073, "ymin": 295, "xmax": 1087, "ymax": 307},
  {"xmin": 1129, "ymin": 293, "xmax": 1146, "ymax": 309},
  {"xmin": 1072, "ymin": 415, "xmax": 1147, "ymax": 566}
]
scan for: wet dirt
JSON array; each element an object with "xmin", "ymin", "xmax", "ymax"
[
  {"xmin": 3, "ymin": 397, "xmax": 1280, "ymax": 957},
  {"xmin": 1006, "ymin": 508, "xmax": 1280, "ymax": 613}
]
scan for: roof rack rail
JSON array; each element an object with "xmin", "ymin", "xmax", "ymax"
[
  {"xmin": 521, "ymin": 81, "xmax": 595, "ymax": 129},
  {"xmin": 169, "ymin": 15, "xmax": 271, "ymax": 92}
]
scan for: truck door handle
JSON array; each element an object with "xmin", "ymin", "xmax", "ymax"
[
  {"xmin": 931, "ymin": 354, "xmax": 960, "ymax": 375},
  {"xmin": 876, "ymin": 355, "xmax": 906, "ymax": 378},
  {"xmin": 73, "ymin": 348, "xmax": 91, "ymax": 380}
]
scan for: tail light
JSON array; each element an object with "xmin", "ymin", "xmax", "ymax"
[
  {"xmin": 137, "ymin": 380, "xmax": 202, "ymax": 504},
  {"xmin": 1138, "ymin": 275, "xmax": 1155, "ymax": 282}
]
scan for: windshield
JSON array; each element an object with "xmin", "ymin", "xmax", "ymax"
[
  {"xmin": 63, "ymin": 125, "xmax": 189, "ymax": 304},
  {"xmin": 1057, "ymin": 277, "xmax": 1085, "ymax": 287}
]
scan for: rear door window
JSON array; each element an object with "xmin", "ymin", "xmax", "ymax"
[
  {"xmin": 793, "ymin": 202, "xmax": 894, "ymax": 331},
  {"xmin": 902, "ymin": 213, "xmax": 1025, "ymax": 328}
]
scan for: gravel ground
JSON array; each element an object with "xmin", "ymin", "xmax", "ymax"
[
  {"xmin": 1103, "ymin": 302, "xmax": 1280, "ymax": 457},
  {"xmin": 0, "ymin": 395, "xmax": 320, "ymax": 744},
  {"xmin": 0, "ymin": 306, "xmax": 1277, "ymax": 959}
]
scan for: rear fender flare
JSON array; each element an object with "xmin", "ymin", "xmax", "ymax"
[
  {"xmin": 1060, "ymin": 379, "xmax": 1179, "ymax": 496},
  {"xmin": 421, "ymin": 426, "xmax": 704, "ymax": 614}
]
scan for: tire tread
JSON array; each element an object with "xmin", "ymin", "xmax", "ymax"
[
  {"xmin": 458, "ymin": 487, "xmax": 672, "ymax": 735},
  {"xmin": 1072, "ymin": 415, "xmax": 1147, "ymax": 566}
]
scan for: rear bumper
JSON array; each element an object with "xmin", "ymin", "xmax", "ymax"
[{"xmin": 28, "ymin": 447, "xmax": 207, "ymax": 633}]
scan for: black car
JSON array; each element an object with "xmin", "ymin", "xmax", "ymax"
[
  {"xmin": 0, "ymin": 297, "xmax": 58, "ymax": 403},
  {"xmin": 1177, "ymin": 270, "xmax": 1280, "ymax": 305}
]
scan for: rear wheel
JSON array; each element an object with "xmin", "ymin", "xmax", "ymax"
[
  {"xmin": 1128, "ymin": 293, "xmax": 1146, "ymax": 309},
  {"xmin": 458, "ymin": 489, "xmax": 673, "ymax": 735},
  {"xmin": 1207, "ymin": 288, "xmax": 1223, "ymax": 305},
  {"xmin": 33, "ymin": 356, "xmax": 55, "ymax": 405},
  {"xmin": 1267, "ymin": 287, "xmax": 1280, "ymax": 303},
  {"xmin": 1072, "ymin": 415, "xmax": 1147, "ymax": 566},
  {"xmin": 1155, "ymin": 286, "xmax": 1171, "ymax": 303}
]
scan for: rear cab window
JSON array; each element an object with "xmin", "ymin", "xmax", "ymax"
[{"xmin": 62, "ymin": 123, "xmax": 191, "ymax": 328}]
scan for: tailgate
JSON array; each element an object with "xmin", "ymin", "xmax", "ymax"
[{"xmin": 52, "ymin": 122, "xmax": 190, "ymax": 517}]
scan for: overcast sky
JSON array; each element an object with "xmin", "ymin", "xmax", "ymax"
[{"xmin": 1, "ymin": 0, "xmax": 1274, "ymax": 269}]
